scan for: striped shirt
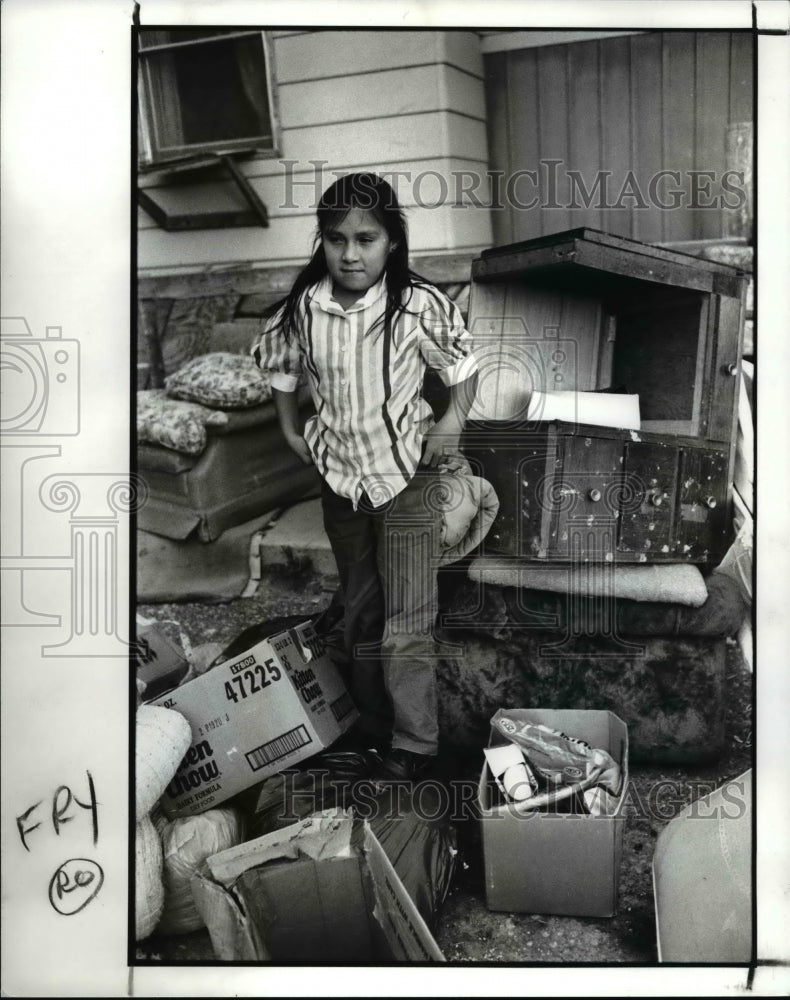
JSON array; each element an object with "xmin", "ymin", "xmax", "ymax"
[{"xmin": 253, "ymin": 275, "xmax": 477, "ymax": 508}]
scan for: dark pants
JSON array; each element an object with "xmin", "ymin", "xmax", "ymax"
[{"xmin": 320, "ymin": 471, "xmax": 443, "ymax": 755}]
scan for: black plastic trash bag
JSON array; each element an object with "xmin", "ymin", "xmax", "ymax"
[
  {"xmin": 357, "ymin": 782, "xmax": 457, "ymax": 929},
  {"xmin": 237, "ymin": 760, "xmax": 456, "ymax": 930}
]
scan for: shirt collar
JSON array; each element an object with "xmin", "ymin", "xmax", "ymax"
[{"xmin": 311, "ymin": 275, "xmax": 387, "ymax": 315}]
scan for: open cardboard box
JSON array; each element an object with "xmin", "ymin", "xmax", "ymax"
[
  {"xmin": 478, "ymin": 708, "xmax": 628, "ymax": 917},
  {"xmin": 191, "ymin": 810, "xmax": 445, "ymax": 962},
  {"xmin": 151, "ymin": 621, "xmax": 358, "ymax": 817},
  {"xmin": 135, "ymin": 617, "xmax": 190, "ymax": 701}
]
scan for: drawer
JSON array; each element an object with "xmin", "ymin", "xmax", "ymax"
[
  {"xmin": 464, "ymin": 434, "xmax": 555, "ymax": 558},
  {"xmin": 617, "ymin": 439, "xmax": 678, "ymax": 558},
  {"xmin": 548, "ymin": 434, "xmax": 623, "ymax": 561},
  {"xmin": 677, "ymin": 449, "xmax": 729, "ymax": 561},
  {"xmin": 464, "ymin": 422, "xmax": 731, "ymax": 564}
]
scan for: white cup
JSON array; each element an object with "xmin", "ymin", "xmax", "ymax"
[{"xmin": 484, "ymin": 744, "xmax": 534, "ymax": 802}]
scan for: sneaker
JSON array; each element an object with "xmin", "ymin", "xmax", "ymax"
[{"xmin": 373, "ymin": 748, "xmax": 436, "ymax": 783}]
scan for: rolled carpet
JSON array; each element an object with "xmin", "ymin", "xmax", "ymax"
[{"xmin": 440, "ymin": 570, "xmax": 748, "ymax": 638}]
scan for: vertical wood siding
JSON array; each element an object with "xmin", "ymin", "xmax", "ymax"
[{"xmin": 485, "ymin": 31, "xmax": 753, "ymax": 247}]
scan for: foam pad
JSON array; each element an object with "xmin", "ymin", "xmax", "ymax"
[{"xmin": 468, "ymin": 558, "xmax": 708, "ymax": 606}]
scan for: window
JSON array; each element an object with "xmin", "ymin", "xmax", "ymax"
[{"xmin": 137, "ymin": 29, "xmax": 279, "ymax": 169}]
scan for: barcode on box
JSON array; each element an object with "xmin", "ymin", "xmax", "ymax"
[
  {"xmin": 330, "ymin": 692, "xmax": 354, "ymax": 722},
  {"xmin": 245, "ymin": 725, "xmax": 312, "ymax": 771}
]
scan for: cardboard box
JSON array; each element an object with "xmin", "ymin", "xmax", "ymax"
[
  {"xmin": 135, "ymin": 619, "xmax": 190, "ymax": 701},
  {"xmin": 478, "ymin": 708, "xmax": 628, "ymax": 917},
  {"xmin": 190, "ymin": 811, "xmax": 445, "ymax": 962},
  {"xmin": 152, "ymin": 622, "xmax": 358, "ymax": 817}
]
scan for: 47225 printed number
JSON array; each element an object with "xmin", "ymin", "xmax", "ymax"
[{"xmin": 224, "ymin": 658, "xmax": 281, "ymax": 703}]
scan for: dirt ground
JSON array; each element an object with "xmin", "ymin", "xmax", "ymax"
[{"xmin": 136, "ymin": 574, "xmax": 753, "ymax": 966}]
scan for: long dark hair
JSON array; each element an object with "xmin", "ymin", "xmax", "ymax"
[{"xmin": 266, "ymin": 172, "xmax": 431, "ymax": 343}]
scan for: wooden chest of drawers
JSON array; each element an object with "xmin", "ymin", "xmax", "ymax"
[{"xmin": 463, "ymin": 421, "xmax": 730, "ymax": 564}]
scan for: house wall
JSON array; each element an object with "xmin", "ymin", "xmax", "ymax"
[
  {"xmin": 484, "ymin": 31, "xmax": 753, "ymax": 245},
  {"xmin": 137, "ymin": 29, "xmax": 753, "ymax": 391},
  {"xmin": 137, "ymin": 29, "xmax": 494, "ymax": 277}
]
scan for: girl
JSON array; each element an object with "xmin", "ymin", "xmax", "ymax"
[{"xmin": 253, "ymin": 172, "xmax": 478, "ymax": 781}]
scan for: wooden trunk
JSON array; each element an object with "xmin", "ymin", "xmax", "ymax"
[{"xmin": 463, "ymin": 421, "xmax": 730, "ymax": 564}]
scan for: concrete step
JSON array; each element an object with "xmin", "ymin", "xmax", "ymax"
[{"xmin": 257, "ymin": 498, "xmax": 338, "ymax": 590}]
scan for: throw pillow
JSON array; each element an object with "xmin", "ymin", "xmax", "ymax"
[
  {"xmin": 137, "ymin": 390, "xmax": 228, "ymax": 455},
  {"xmin": 165, "ymin": 352, "xmax": 272, "ymax": 409}
]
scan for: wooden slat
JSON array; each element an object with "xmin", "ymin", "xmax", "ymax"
[
  {"xmin": 273, "ymin": 30, "xmax": 442, "ymax": 83},
  {"xmin": 598, "ymin": 35, "xmax": 633, "ymax": 239},
  {"xmin": 502, "ymin": 283, "xmax": 562, "ymax": 393},
  {"xmin": 725, "ymin": 33, "xmax": 754, "ymax": 242},
  {"xmin": 478, "ymin": 227, "xmax": 745, "ymax": 277},
  {"xmin": 483, "ymin": 54, "xmax": 512, "ymax": 247},
  {"xmin": 707, "ymin": 295, "xmax": 744, "ymax": 441},
  {"xmin": 536, "ymin": 44, "xmax": 571, "ymax": 234},
  {"xmin": 724, "ymin": 122, "xmax": 753, "ymax": 239},
  {"xmin": 558, "ymin": 293, "xmax": 603, "ymax": 391},
  {"xmin": 567, "ymin": 40, "xmax": 602, "ymax": 231},
  {"xmin": 629, "ymin": 32, "xmax": 664, "ymax": 244},
  {"xmin": 474, "ymin": 239, "xmax": 720, "ymax": 292},
  {"xmin": 576, "ymin": 242, "xmax": 716, "ymax": 293},
  {"xmin": 728, "ymin": 31, "xmax": 754, "ymax": 123},
  {"xmin": 662, "ymin": 32, "xmax": 697, "ymax": 244},
  {"xmin": 279, "ymin": 65, "xmax": 448, "ymax": 130},
  {"xmin": 506, "ymin": 48, "xmax": 540, "ymax": 244},
  {"xmin": 572, "ymin": 227, "xmax": 744, "ymax": 275},
  {"xmin": 694, "ymin": 33, "xmax": 732, "ymax": 240},
  {"xmin": 282, "ymin": 112, "xmax": 488, "ymax": 172}
]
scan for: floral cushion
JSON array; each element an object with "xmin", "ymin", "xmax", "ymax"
[
  {"xmin": 165, "ymin": 352, "xmax": 272, "ymax": 409},
  {"xmin": 137, "ymin": 390, "xmax": 228, "ymax": 455}
]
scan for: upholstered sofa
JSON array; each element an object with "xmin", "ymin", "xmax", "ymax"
[
  {"xmin": 137, "ymin": 392, "xmax": 319, "ymax": 542},
  {"xmin": 137, "ymin": 321, "xmax": 320, "ymax": 542}
]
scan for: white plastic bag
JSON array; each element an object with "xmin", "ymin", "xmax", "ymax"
[{"xmin": 158, "ymin": 807, "xmax": 245, "ymax": 934}]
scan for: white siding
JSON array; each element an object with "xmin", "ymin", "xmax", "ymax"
[
  {"xmin": 278, "ymin": 64, "xmax": 486, "ymax": 128},
  {"xmin": 139, "ymin": 201, "xmax": 492, "ymax": 272},
  {"xmin": 138, "ymin": 29, "xmax": 493, "ymax": 276},
  {"xmin": 273, "ymin": 30, "xmax": 451, "ymax": 82}
]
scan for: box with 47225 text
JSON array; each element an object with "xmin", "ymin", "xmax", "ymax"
[{"xmin": 152, "ymin": 621, "xmax": 358, "ymax": 817}]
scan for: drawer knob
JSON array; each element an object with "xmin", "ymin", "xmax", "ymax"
[
  {"xmin": 723, "ymin": 362, "xmax": 738, "ymax": 376},
  {"xmin": 650, "ymin": 492, "xmax": 664, "ymax": 507},
  {"xmin": 704, "ymin": 496, "xmax": 718, "ymax": 509},
  {"xmin": 588, "ymin": 488, "xmax": 602, "ymax": 502}
]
